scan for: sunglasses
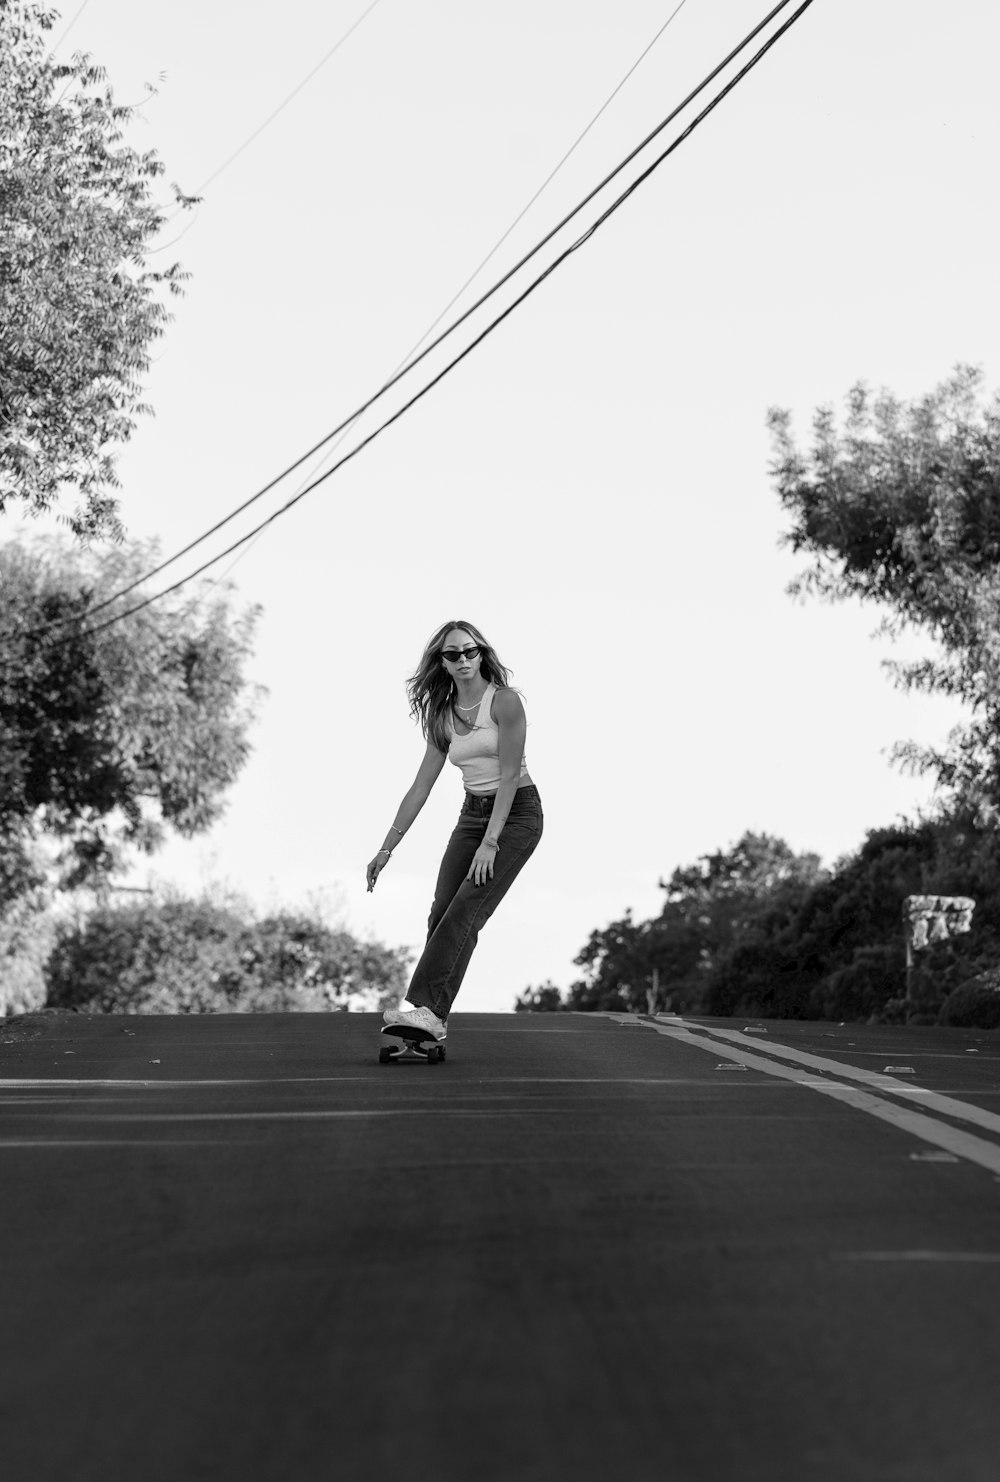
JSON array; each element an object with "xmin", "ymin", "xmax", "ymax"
[{"xmin": 441, "ymin": 645, "xmax": 481, "ymax": 663}]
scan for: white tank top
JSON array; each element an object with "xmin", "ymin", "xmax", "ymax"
[{"xmin": 446, "ymin": 683, "xmax": 529, "ymax": 794}]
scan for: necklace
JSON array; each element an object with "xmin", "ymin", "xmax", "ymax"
[
  {"xmin": 454, "ymin": 687, "xmax": 488, "ymax": 729},
  {"xmin": 455, "ymin": 686, "xmax": 488, "ymax": 712}
]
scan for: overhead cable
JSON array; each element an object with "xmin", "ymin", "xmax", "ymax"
[
  {"xmin": 6, "ymin": 0, "xmax": 816, "ymax": 659},
  {"xmin": 261, "ymin": 0, "xmax": 694, "ymax": 572},
  {"xmin": 51, "ymin": 0, "xmax": 93, "ymax": 52},
  {"xmin": 59, "ymin": 0, "xmax": 818, "ymax": 645},
  {"xmin": 187, "ymin": 0, "xmax": 383, "ymax": 203},
  {"xmin": 36, "ymin": 0, "xmax": 801, "ymax": 641},
  {"xmin": 397, "ymin": 0, "xmax": 692, "ymax": 373}
]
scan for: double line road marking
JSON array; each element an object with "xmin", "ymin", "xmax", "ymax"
[{"xmin": 607, "ymin": 1014, "xmax": 1000, "ymax": 1179}]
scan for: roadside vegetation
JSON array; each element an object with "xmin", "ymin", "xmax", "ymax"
[
  {"xmin": 43, "ymin": 889, "xmax": 410, "ymax": 1016},
  {"xmin": 519, "ymin": 368, "xmax": 1000, "ymax": 1027},
  {"xmin": 517, "ymin": 816, "xmax": 1000, "ymax": 1025}
]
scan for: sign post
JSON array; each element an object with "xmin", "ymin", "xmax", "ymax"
[{"xmin": 901, "ymin": 895, "xmax": 975, "ymax": 1021}]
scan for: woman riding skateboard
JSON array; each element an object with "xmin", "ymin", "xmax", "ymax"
[{"xmin": 367, "ymin": 620, "xmax": 543, "ymax": 1039}]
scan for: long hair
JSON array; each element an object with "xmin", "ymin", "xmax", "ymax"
[{"xmin": 407, "ymin": 619, "xmax": 512, "ymax": 753}]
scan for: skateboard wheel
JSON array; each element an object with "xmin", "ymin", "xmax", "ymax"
[
  {"xmin": 438, "ymin": 1045, "xmax": 447, "ymax": 1061},
  {"xmin": 378, "ymin": 1047, "xmax": 392, "ymax": 1064},
  {"xmin": 426, "ymin": 1046, "xmax": 440, "ymax": 1064}
]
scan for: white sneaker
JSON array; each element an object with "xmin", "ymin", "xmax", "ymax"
[{"xmin": 382, "ymin": 1004, "xmax": 447, "ymax": 1041}]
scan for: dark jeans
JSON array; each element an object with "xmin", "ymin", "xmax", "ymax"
[{"xmin": 406, "ymin": 784, "xmax": 543, "ymax": 1019}]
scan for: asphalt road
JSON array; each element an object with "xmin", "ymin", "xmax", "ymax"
[{"xmin": 2, "ymin": 1010, "xmax": 1000, "ymax": 1482}]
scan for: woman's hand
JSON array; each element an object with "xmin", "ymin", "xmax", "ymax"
[
  {"xmin": 366, "ymin": 851, "xmax": 390, "ymax": 892},
  {"xmin": 467, "ymin": 841, "xmax": 498, "ymax": 887}
]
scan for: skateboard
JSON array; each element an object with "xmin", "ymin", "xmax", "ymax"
[{"xmin": 379, "ymin": 1024, "xmax": 447, "ymax": 1065}]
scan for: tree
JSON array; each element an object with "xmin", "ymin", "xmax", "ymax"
[
  {"xmin": 564, "ymin": 834, "xmax": 825, "ymax": 1015},
  {"xmin": 699, "ymin": 811, "xmax": 1000, "ymax": 1022},
  {"xmin": 565, "ymin": 907, "xmax": 709, "ymax": 1014},
  {"xmin": 661, "ymin": 831, "xmax": 825, "ymax": 943},
  {"xmin": 0, "ymin": 536, "xmax": 262, "ymax": 908},
  {"xmin": 567, "ymin": 910, "xmax": 659, "ymax": 1014},
  {"xmin": 769, "ymin": 364, "xmax": 1000, "ymax": 816},
  {"xmin": 514, "ymin": 981, "xmax": 566, "ymax": 1012},
  {"xmin": 0, "ymin": 3, "xmax": 196, "ymax": 538},
  {"xmin": 703, "ymin": 824, "xmax": 927, "ymax": 1020},
  {"xmin": 239, "ymin": 911, "xmax": 412, "ymax": 1013}
]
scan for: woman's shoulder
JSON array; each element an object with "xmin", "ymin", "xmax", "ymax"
[{"xmin": 489, "ymin": 684, "xmax": 525, "ymax": 720}]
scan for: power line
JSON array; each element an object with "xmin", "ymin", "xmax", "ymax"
[
  {"xmin": 396, "ymin": 0, "xmax": 692, "ymax": 373},
  {"xmin": 51, "ymin": 0, "xmax": 93, "ymax": 53},
  {"xmin": 286, "ymin": 0, "xmax": 693, "ymax": 541},
  {"xmin": 27, "ymin": 0, "xmax": 800, "ymax": 646},
  {"xmin": 4, "ymin": 0, "xmax": 816, "ymax": 664},
  {"xmin": 171, "ymin": 0, "xmax": 384, "ymax": 212},
  {"xmin": 148, "ymin": 0, "xmax": 383, "ymax": 257},
  {"xmin": 121, "ymin": 5, "xmax": 390, "ymax": 606},
  {"xmin": 198, "ymin": 0, "xmax": 383, "ymax": 197},
  {"xmin": 156, "ymin": 0, "xmax": 694, "ymax": 599},
  {"xmin": 58, "ymin": 0, "xmax": 818, "ymax": 647}
]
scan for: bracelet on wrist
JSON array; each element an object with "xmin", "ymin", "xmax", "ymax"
[{"xmin": 484, "ymin": 839, "xmax": 500, "ymax": 850}]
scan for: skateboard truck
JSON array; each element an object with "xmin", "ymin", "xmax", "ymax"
[{"xmin": 379, "ymin": 1024, "xmax": 447, "ymax": 1065}]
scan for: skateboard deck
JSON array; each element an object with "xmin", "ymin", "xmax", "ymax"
[{"xmin": 379, "ymin": 1023, "xmax": 447, "ymax": 1064}]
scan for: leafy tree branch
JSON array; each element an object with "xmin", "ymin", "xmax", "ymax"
[
  {"xmin": 769, "ymin": 364, "xmax": 1000, "ymax": 815},
  {"xmin": 0, "ymin": 535, "xmax": 263, "ymax": 908},
  {"xmin": 0, "ymin": 2, "xmax": 198, "ymax": 537}
]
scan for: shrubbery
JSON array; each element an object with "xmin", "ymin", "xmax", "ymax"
[
  {"xmin": 0, "ymin": 891, "xmax": 54, "ymax": 1017},
  {"xmin": 938, "ymin": 971, "xmax": 1000, "ymax": 1030},
  {"xmin": 5, "ymin": 889, "xmax": 411, "ymax": 1016},
  {"xmin": 514, "ymin": 982, "xmax": 568, "ymax": 1013},
  {"xmin": 809, "ymin": 946, "xmax": 905, "ymax": 1023}
]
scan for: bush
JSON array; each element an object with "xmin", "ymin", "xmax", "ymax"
[
  {"xmin": 811, "ymin": 945, "xmax": 905, "ymax": 1022},
  {"xmin": 703, "ymin": 940, "xmax": 806, "ymax": 1018},
  {"xmin": 0, "ymin": 892, "xmax": 54, "ymax": 1016},
  {"xmin": 514, "ymin": 982, "xmax": 565, "ymax": 1012},
  {"xmin": 43, "ymin": 891, "xmax": 410, "ymax": 1013},
  {"xmin": 938, "ymin": 970, "xmax": 1000, "ymax": 1029},
  {"xmin": 236, "ymin": 911, "xmax": 412, "ymax": 1012},
  {"xmin": 45, "ymin": 895, "xmax": 251, "ymax": 1013}
]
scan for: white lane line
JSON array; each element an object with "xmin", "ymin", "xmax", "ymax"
[
  {"xmin": 834, "ymin": 1251, "xmax": 1000, "ymax": 1263},
  {"xmin": 27, "ymin": 1110, "xmax": 542, "ymax": 1123},
  {"xmin": 0, "ymin": 1076, "xmax": 812, "ymax": 1092},
  {"xmin": 640, "ymin": 1023, "xmax": 1000, "ymax": 1177},
  {"xmin": 0, "ymin": 1077, "xmax": 414, "ymax": 1089},
  {"xmin": 631, "ymin": 1017, "xmax": 1000, "ymax": 1140},
  {"xmin": 0, "ymin": 1140, "xmax": 232, "ymax": 1149}
]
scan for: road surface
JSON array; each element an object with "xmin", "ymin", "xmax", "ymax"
[{"xmin": 2, "ymin": 1010, "xmax": 1000, "ymax": 1481}]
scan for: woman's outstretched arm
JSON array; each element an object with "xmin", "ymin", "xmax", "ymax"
[{"xmin": 367, "ymin": 739, "xmax": 447, "ymax": 891}]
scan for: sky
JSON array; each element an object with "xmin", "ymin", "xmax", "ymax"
[{"xmin": 13, "ymin": 0, "xmax": 1000, "ymax": 1010}]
